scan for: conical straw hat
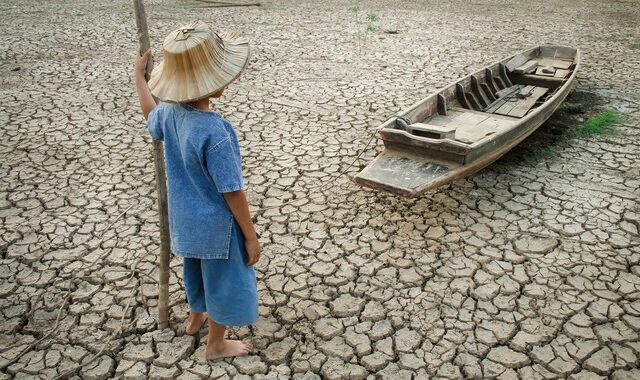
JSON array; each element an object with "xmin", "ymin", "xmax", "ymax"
[{"xmin": 149, "ymin": 21, "xmax": 250, "ymax": 103}]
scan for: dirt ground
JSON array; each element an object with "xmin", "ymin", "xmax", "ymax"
[{"xmin": 1, "ymin": 0, "xmax": 639, "ymax": 378}]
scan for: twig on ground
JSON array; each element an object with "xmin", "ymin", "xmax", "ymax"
[{"xmin": 0, "ymin": 282, "xmax": 72, "ymax": 371}]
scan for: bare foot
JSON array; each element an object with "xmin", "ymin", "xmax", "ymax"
[
  {"xmin": 205, "ymin": 339, "xmax": 252, "ymax": 360},
  {"xmin": 185, "ymin": 312, "xmax": 208, "ymax": 335}
]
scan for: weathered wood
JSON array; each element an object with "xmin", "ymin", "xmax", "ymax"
[
  {"xmin": 354, "ymin": 149, "xmax": 454, "ymax": 197},
  {"xmin": 133, "ymin": 0, "xmax": 171, "ymax": 330},
  {"xmin": 484, "ymin": 85, "xmax": 522, "ymax": 113},
  {"xmin": 484, "ymin": 68, "xmax": 499, "ymax": 93},
  {"xmin": 535, "ymin": 66, "xmax": 556, "ymax": 76},
  {"xmin": 494, "ymin": 99, "xmax": 520, "ymax": 116},
  {"xmin": 493, "ymin": 73, "xmax": 507, "ymax": 91},
  {"xmin": 480, "ymin": 83, "xmax": 496, "ymax": 102},
  {"xmin": 519, "ymin": 85, "xmax": 535, "ymax": 96},
  {"xmin": 495, "ymin": 84, "xmax": 521, "ymax": 99},
  {"xmin": 455, "ymin": 116, "xmax": 514, "ymax": 144},
  {"xmin": 554, "ymin": 68, "xmax": 570, "ymax": 78},
  {"xmin": 409, "ymin": 123, "xmax": 456, "ymax": 139},
  {"xmin": 437, "ymin": 94, "xmax": 447, "ymax": 116},
  {"xmin": 511, "ymin": 73, "xmax": 564, "ymax": 89},
  {"xmin": 449, "ymin": 107, "xmax": 518, "ymax": 121},
  {"xmin": 505, "ymin": 53, "xmax": 529, "ymax": 71},
  {"xmin": 456, "ymin": 83, "xmax": 471, "ymax": 109},
  {"xmin": 358, "ymin": 45, "xmax": 580, "ymax": 196},
  {"xmin": 470, "ymin": 75, "xmax": 490, "ymax": 108},
  {"xmin": 379, "ymin": 129, "xmax": 469, "ymax": 159},
  {"xmin": 507, "ymin": 87, "xmax": 547, "ymax": 118},
  {"xmin": 513, "ymin": 60, "xmax": 538, "ymax": 74},
  {"xmin": 499, "ymin": 64, "xmax": 513, "ymax": 87},
  {"xmin": 540, "ymin": 45, "xmax": 577, "ymax": 60},
  {"xmin": 537, "ymin": 57, "xmax": 572, "ymax": 69}
]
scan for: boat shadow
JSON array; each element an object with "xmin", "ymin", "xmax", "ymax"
[{"xmin": 495, "ymin": 90, "xmax": 606, "ymax": 166}]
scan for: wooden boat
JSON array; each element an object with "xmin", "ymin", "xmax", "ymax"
[{"xmin": 355, "ymin": 45, "xmax": 580, "ymax": 197}]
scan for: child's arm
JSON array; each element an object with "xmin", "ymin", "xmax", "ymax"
[
  {"xmin": 223, "ymin": 190, "xmax": 261, "ymax": 266},
  {"xmin": 134, "ymin": 49, "xmax": 156, "ymax": 120}
]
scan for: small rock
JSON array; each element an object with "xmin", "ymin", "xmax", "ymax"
[
  {"xmin": 318, "ymin": 337, "xmax": 354, "ymax": 361},
  {"xmin": 398, "ymin": 353, "xmax": 425, "ymax": 371},
  {"xmin": 263, "ymin": 337, "xmax": 296, "ymax": 364},
  {"xmin": 149, "ymin": 364, "xmax": 180, "ymax": 379},
  {"xmin": 394, "ymin": 328, "xmax": 422, "ymax": 353},
  {"xmin": 234, "ymin": 355, "xmax": 268, "ymax": 375},
  {"xmin": 583, "ymin": 347, "xmax": 614, "ymax": 375},
  {"xmin": 361, "ymin": 351, "xmax": 391, "ymax": 372},
  {"xmin": 122, "ymin": 342, "xmax": 154, "ymax": 363},
  {"xmin": 320, "ymin": 357, "xmax": 366, "ymax": 380},
  {"xmin": 486, "ymin": 346, "xmax": 530, "ymax": 368},
  {"xmin": 123, "ymin": 362, "xmax": 148, "ymax": 380},
  {"xmin": 81, "ymin": 355, "xmax": 115, "ymax": 380},
  {"xmin": 513, "ymin": 237, "xmax": 558, "ymax": 254},
  {"xmin": 314, "ymin": 318, "xmax": 343, "ymax": 340},
  {"xmin": 154, "ymin": 335, "xmax": 195, "ymax": 367},
  {"xmin": 330, "ymin": 294, "xmax": 365, "ymax": 317}
]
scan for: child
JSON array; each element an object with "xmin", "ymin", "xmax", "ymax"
[{"xmin": 133, "ymin": 21, "xmax": 259, "ymax": 360}]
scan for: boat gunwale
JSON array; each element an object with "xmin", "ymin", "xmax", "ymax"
[
  {"xmin": 355, "ymin": 45, "xmax": 581, "ymax": 197},
  {"xmin": 377, "ymin": 45, "xmax": 579, "ymax": 153}
]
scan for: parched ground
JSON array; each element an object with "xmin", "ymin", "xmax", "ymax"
[{"xmin": 1, "ymin": 0, "xmax": 639, "ymax": 378}]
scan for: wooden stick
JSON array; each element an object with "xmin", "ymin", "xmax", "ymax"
[
  {"xmin": 132, "ymin": 0, "xmax": 171, "ymax": 330},
  {"xmin": 192, "ymin": 3, "xmax": 261, "ymax": 8},
  {"xmin": 191, "ymin": 0, "xmax": 261, "ymax": 7}
]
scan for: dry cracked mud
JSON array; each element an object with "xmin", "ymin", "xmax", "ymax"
[{"xmin": 0, "ymin": 0, "xmax": 639, "ymax": 379}]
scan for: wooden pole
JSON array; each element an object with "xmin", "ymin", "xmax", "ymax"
[{"xmin": 133, "ymin": 0, "xmax": 171, "ymax": 330}]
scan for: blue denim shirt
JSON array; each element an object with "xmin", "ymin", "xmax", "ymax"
[{"xmin": 147, "ymin": 102, "xmax": 245, "ymax": 259}]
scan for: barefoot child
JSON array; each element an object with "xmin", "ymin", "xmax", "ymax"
[{"xmin": 133, "ymin": 21, "xmax": 259, "ymax": 360}]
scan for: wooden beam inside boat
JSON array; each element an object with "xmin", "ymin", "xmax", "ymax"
[
  {"xmin": 481, "ymin": 83, "xmax": 496, "ymax": 102},
  {"xmin": 507, "ymin": 87, "xmax": 548, "ymax": 118},
  {"xmin": 499, "ymin": 64, "xmax": 513, "ymax": 87},
  {"xmin": 383, "ymin": 141, "xmax": 467, "ymax": 165},
  {"xmin": 485, "ymin": 68, "xmax": 499, "ymax": 94},
  {"xmin": 437, "ymin": 94, "xmax": 447, "ymax": 116},
  {"xmin": 449, "ymin": 107, "xmax": 518, "ymax": 120},
  {"xmin": 510, "ymin": 73, "xmax": 564, "ymax": 89},
  {"xmin": 471, "ymin": 75, "xmax": 490, "ymax": 108}
]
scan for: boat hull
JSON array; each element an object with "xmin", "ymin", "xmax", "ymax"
[{"xmin": 355, "ymin": 45, "xmax": 580, "ymax": 197}]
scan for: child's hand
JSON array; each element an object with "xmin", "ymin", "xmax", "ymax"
[
  {"xmin": 134, "ymin": 48, "xmax": 152, "ymax": 76},
  {"xmin": 245, "ymin": 238, "xmax": 261, "ymax": 266}
]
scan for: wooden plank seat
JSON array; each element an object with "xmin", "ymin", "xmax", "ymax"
[
  {"xmin": 492, "ymin": 86, "xmax": 548, "ymax": 118},
  {"xmin": 422, "ymin": 109, "xmax": 516, "ymax": 145},
  {"xmin": 507, "ymin": 56, "xmax": 573, "ymax": 89},
  {"xmin": 408, "ymin": 123, "xmax": 456, "ymax": 139}
]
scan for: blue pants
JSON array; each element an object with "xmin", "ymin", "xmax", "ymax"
[{"xmin": 182, "ymin": 223, "xmax": 258, "ymax": 327}]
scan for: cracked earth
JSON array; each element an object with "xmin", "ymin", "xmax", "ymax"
[{"xmin": 1, "ymin": 0, "xmax": 639, "ymax": 379}]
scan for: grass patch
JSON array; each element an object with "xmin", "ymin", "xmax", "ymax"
[
  {"xmin": 570, "ymin": 109, "xmax": 620, "ymax": 139},
  {"xmin": 531, "ymin": 145, "xmax": 558, "ymax": 159}
]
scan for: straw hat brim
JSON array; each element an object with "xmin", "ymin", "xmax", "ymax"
[{"xmin": 149, "ymin": 30, "xmax": 250, "ymax": 103}]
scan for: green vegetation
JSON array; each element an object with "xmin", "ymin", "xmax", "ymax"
[
  {"xmin": 349, "ymin": 5, "xmax": 380, "ymax": 34},
  {"xmin": 529, "ymin": 109, "xmax": 623, "ymax": 161},
  {"xmin": 348, "ymin": 5, "xmax": 381, "ymax": 53},
  {"xmin": 366, "ymin": 12, "xmax": 379, "ymax": 32},
  {"xmin": 531, "ymin": 145, "xmax": 558, "ymax": 159},
  {"xmin": 570, "ymin": 109, "xmax": 620, "ymax": 138}
]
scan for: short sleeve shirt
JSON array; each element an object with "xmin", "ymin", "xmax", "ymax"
[{"xmin": 147, "ymin": 102, "xmax": 245, "ymax": 259}]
